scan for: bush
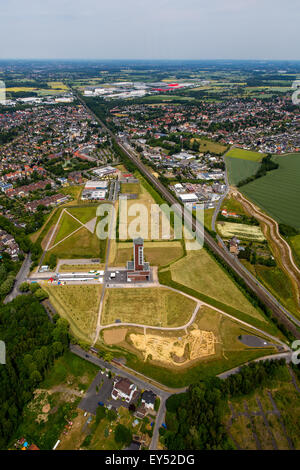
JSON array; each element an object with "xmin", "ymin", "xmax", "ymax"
[{"xmin": 114, "ymin": 424, "xmax": 132, "ymax": 446}]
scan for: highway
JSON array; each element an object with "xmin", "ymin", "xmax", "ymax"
[{"xmin": 78, "ymin": 94, "xmax": 300, "ymax": 339}]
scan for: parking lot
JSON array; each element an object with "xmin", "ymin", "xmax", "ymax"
[{"xmin": 78, "ymin": 370, "xmax": 140, "ymax": 415}]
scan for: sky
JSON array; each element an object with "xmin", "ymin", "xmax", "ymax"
[{"xmin": 0, "ymin": 0, "xmax": 299, "ymax": 60}]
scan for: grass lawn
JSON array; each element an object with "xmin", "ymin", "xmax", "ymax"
[
  {"xmin": 226, "ymin": 148, "xmax": 265, "ymax": 162},
  {"xmin": 221, "ymin": 195, "xmax": 248, "ymax": 216},
  {"xmin": 241, "ymin": 153, "xmax": 300, "ymax": 230},
  {"xmin": 110, "ymin": 241, "xmax": 184, "ymax": 267},
  {"xmin": 45, "ymin": 226, "xmax": 104, "ymax": 261},
  {"xmin": 120, "ymin": 182, "xmax": 140, "ymax": 194},
  {"xmin": 43, "ymin": 284, "xmax": 102, "ymax": 342},
  {"xmin": 204, "ymin": 208, "xmax": 215, "ymax": 231},
  {"xmin": 53, "ymin": 211, "xmax": 81, "ymax": 245},
  {"xmin": 67, "ymin": 206, "xmax": 97, "ymax": 225},
  {"xmin": 101, "ymin": 287, "xmax": 196, "ymax": 327},
  {"xmin": 60, "ymin": 185, "xmax": 83, "ymax": 203},
  {"xmin": 169, "ymin": 250, "xmax": 267, "ymax": 323}
]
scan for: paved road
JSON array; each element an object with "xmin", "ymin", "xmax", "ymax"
[
  {"xmin": 70, "ymin": 344, "xmax": 176, "ymax": 450},
  {"xmin": 79, "ymin": 94, "xmax": 300, "ymax": 339},
  {"xmin": 217, "ymin": 351, "xmax": 293, "ymax": 379},
  {"xmin": 4, "ymin": 253, "xmax": 32, "ymax": 304}
]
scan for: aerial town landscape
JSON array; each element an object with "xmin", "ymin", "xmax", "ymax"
[{"xmin": 0, "ymin": 0, "xmax": 300, "ymax": 460}]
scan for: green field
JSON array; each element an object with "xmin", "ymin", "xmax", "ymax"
[
  {"xmin": 226, "ymin": 148, "xmax": 265, "ymax": 162},
  {"xmin": 290, "ymin": 234, "xmax": 300, "ymax": 268},
  {"xmin": 101, "ymin": 287, "xmax": 196, "ymax": 327},
  {"xmin": 67, "ymin": 206, "xmax": 97, "ymax": 224},
  {"xmin": 53, "ymin": 212, "xmax": 81, "ymax": 245},
  {"xmin": 110, "ymin": 241, "xmax": 184, "ymax": 267},
  {"xmin": 226, "ymin": 156, "xmax": 260, "ymax": 185},
  {"xmin": 191, "ymin": 137, "xmax": 227, "ymax": 155},
  {"xmin": 241, "ymin": 154, "xmax": 300, "ymax": 229},
  {"xmin": 43, "ymin": 284, "xmax": 102, "ymax": 342},
  {"xmin": 168, "ymin": 250, "xmax": 267, "ymax": 323}
]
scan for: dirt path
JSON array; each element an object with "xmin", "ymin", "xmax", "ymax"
[{"xmin": 232, "ymin": 189, "xmax": 300, "ymax": 307}]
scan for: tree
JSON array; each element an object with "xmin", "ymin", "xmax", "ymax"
[
  {"xmin": 114, "ymin": 424, "xmax": 132, "ymax": 447},
  {"xmin": 19, "ymin": 282, "xmax": 30, "ymax": 293},
  {"xmin": 95, "ymin": 405, "xmax": 106, "ymax": 424}
]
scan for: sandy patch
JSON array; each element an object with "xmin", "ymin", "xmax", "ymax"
[
  {"xmin": 130, "ymin": 327, "xmax": 215, "ymax": 366},
  {"xmin": 103, "ymin": 328, "xmax": 128, "ymax": 345}
]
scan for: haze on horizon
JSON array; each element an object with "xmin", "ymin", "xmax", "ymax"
[{"xmin": 0, "ymin": 0, "xmax": 299, "ymax": 61}]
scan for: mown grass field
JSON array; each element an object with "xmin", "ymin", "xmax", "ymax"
[
  {"xmin": 43, "ymin": 284, "xmax": 102, "ymax": 342},
  {"xmin": 226, "ymin": 148, "xmax": 266, "ymax": 161},
  {"xmin": 110, "ymin": 241, "xmax": 184, "ymax": 267},
  {"xmin": 45, "ymin": 226, "xmax": 103, "ymax": 261},
  {"xmin": 169, "ymin": 250, "xmax": 267, "ymax": 323},
  {"xmin": 241, "ymin": 154, "xmax": 300, "ymax": 230},
  {"xmin": 101, "ymin": 287, "xmax": 196, "ymax": 327},
  {"xmin": 226, "ymin": 156, "xmax": 261, "ymax": 186},
  {"xmin": 53, "ymin": 212, "xmax": 81, "ymax": 245}
]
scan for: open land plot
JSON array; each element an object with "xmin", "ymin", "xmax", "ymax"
[
  {"xmin": 102, "ymin": 306, "xmax": 276, "ymax": 387},
  {"xmin": 217, "ymin": 221, "xmax": 265, "ymax": 241},
  {"xmin": 242, "ymin": 261, "xmax": 299, "ymax": 319},
  {"xmin": 226, "ymin": 148, "xmax": 265, "ymax": 162},
  {"xmin": 60, "ymin": 185, "xmax": 83, "ymax": 203},
  {"xmin": 120, "ymin": 182, "xmax": 140, "ymax": 194},
  {"xmin": 118, "ymin": 182, "xmax": 174, "ymax": 240},
  {"xmin": 226, "ymin": 156, "xmax": 260, "ymax": 186},
  {"xmin": 226, "ymin": 369, "xmax": 300, "ymax": 450},
  {"xmin": 190, "ymin": 137, "xmax": 227, "ymax": 155},
  {"xmin": 43, "ymin": 284, "xmax": 102, "ymax": 342},
  {"xmin": 110, "ymin": 241, "xmax": 184, "ymax": 267},
  {"xmin": 241, "ymin": 154, "xmax": 300, "ymax": 230},
  {"xmin": 15, "ymin": 351, "xmax": 99, "ymax": 450},
  {"xmin": 221, "ymin": 195, "xmax": 248, "ymax": 216},
  {"xmin": 101, "ymin": 287, "xmax": 197, "ymax": 327},
  {"xmin": 169, "ymin": 250, "xmax": 267, "ymax": 323},
  {"xmin": 59, "ymin": 263, "xmax": 103, "ymax": 272},
  {"xmin": 45, "ymin": 226, "xmax": 104, "ymax": 261}
]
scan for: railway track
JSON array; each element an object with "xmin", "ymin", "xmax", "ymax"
[{"xmin": 77, "ymin": 92, "xmax": 300, "ymax": 340}]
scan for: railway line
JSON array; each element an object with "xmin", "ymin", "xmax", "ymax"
[{"xmin": 77, "ymin": 92, "xmax": 300, "ymax": 340}]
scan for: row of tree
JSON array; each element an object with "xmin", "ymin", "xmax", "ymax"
[{"xmin": 0, "ymin": 295, "xmax": 69, "ymax": 449}]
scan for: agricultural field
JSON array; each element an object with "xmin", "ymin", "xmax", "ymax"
[
  {"xmin": 109, "ymin": 240, "xmax": 183, "ymax": 267},
  {"xmin": 101, "ymin": 287, "xmax": 196, "ymax": 327},
  {"xmin": 190, "ymin": 137, "xmax": 227, "ymax": 155},
  {"xmin": 226, "ymin": 148, "xmax": 265, "ymax": 161},
  {"xmin": 169, "ymin": 249, "xmax": 268, "ymax": 324},
  {"xmin": 241, "ymin": 154, "xmax": 300, "ymax": 230},
  {"xmin": 14, "ymin": 352, "xmax": 99, "ymax": 450},
  {"xmin": 226, "ymin": 156, "xmax": 260, "ymax": 186},
  {"xmin": 217, "ymin": 221, "xmax": 265, "ymax": 241},
  {"xmin": 101, "ymin": 306, "xmax": 276, "ymax": 387},
  {"xmin": 43, "ymin": 284, "xmax": 102, "ymax": 342},
  {"xmin": 225, "ymin": 366, "xmax": 300, "ymax": 450}
]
